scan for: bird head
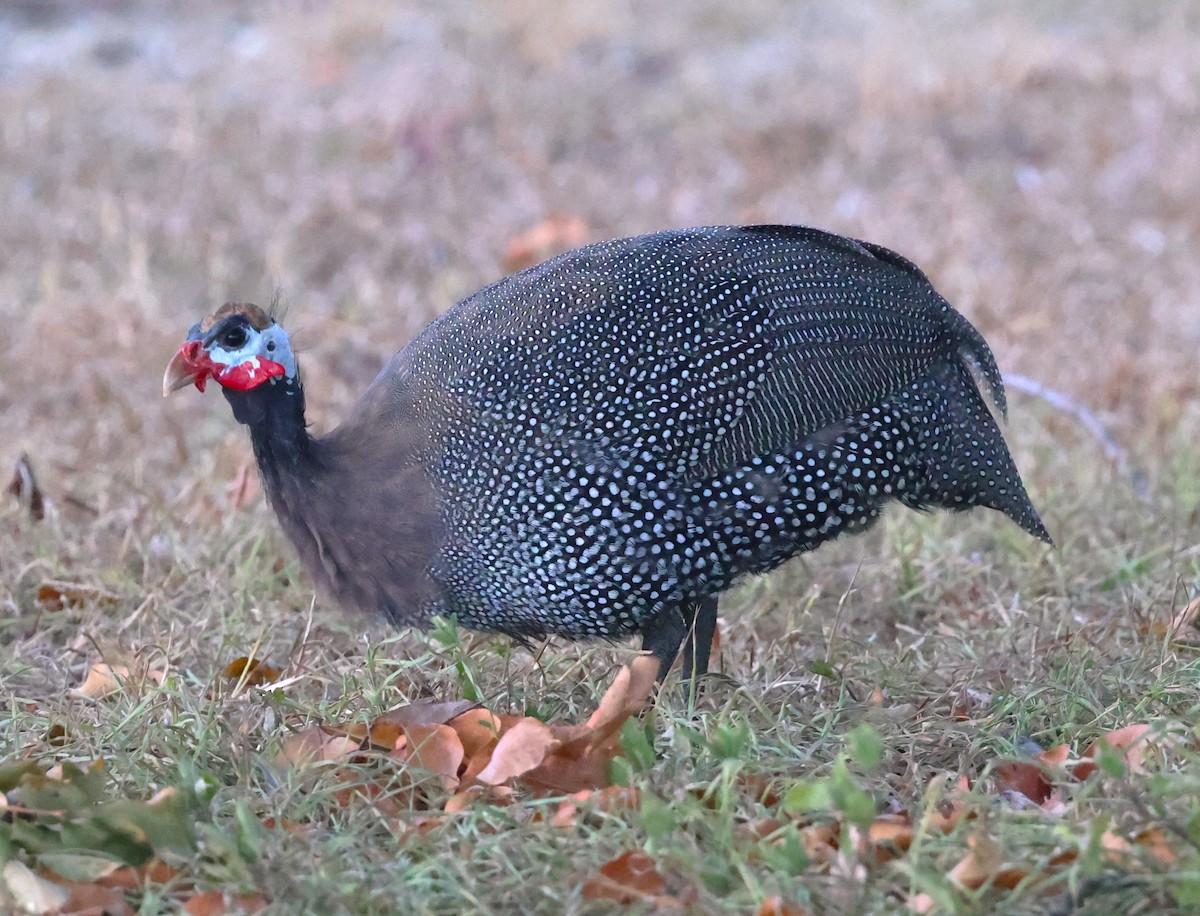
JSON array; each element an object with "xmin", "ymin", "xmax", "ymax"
[{"xmin": 163, "ymin": 302, "xmax": 296, "ymax": 397}]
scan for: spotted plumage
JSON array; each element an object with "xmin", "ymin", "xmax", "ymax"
[{"xmin": 166, "ymin": 224, "xmax": 1050, "ymax": 679}]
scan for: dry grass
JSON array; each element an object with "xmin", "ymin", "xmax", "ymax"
[{"xmin": 2, "ymin": 1, "xmax": 1200, "ymax": 912}]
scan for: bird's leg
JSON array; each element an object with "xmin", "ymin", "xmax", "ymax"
[
  {"xmin": 641, "ymin": 596, "xmax": 718, "ymax": 682},
  {"xmin": 679, "ymin": 595, "xmax": 718, "ymax": 681}
]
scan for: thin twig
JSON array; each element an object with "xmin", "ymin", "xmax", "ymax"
[{"xmin": 1003, "ymin": 372, "xmax": 1149, "ymax": 501}]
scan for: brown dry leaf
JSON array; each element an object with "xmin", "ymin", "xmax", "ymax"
[
  {"xmin": 402, "ymin": 724, "xmax": 464, "ymax": 790},
  {"xmin": 373, "ymin": 699, "xmax": 482, "ymax": 732},
  {"xmin": 799, "ymin": 822, "xmax": 840, "ymax": 868},
  {"xmin": 443, "ymin": 784, "xmax": 510, "ymax": 815},
  {"xmin": 548, "ymin": 789, "xmax": 594, "ymax": 828},
  {"xmin": 580, "ymin": 850, "xmax": 669, "ymax": 904},
  {"xmin": 1135, "ymin": 826, "xmax": 1179, "ymax": 866},
  {"xmin": 947, "ymin": 831, "xmax": 1027, "ymax": 891},
  {"xmin": 76, "ymin": 663, "xmax": 165, "ymax": 699},
  {"xmin": 924, "ymin": 774, "xmax": 972, "ymax": 833},
  {"xmin": 758, "ymin": 896, "xmax": 809, "ymax": 916},
  {"xmin": 7, "ymin": 452, "xmax": 45, "ymax": 521},
  {"xmin": 857, "ymin": 814, "xmax": 914, "ymax": 865},
  {"xmin": 1075, "ymin": 723, "xmax": 1155, "ymax": 780},
  {"xmin": 1101, "ymin": 829, "xmax": 1134, "ymax": 864},
  {"xmin": 226, "ymin": 461, "xmax": 260, "ymax": 510},
  {"xmin": 1150, "ymin": 596, "xmax": 1200, "ymax": 643},
  {"xmin": 475, "ymin": 717, "xmax": 561, "ymax": 786},
  {"xmin": 58, "ymin": 881, "xmax": 133, "ymax": 916},
  {"xmin": 907, "ymin": 892, "xmax": 936, "ymax": 914},
  {"xmin": 993, "ymin": 759, "xmax": 1057, "ymax": 807},
  {"xmin": 276, "ymin": 726, "xmax": 359, "ymax": 769},
  {"xmin": 182, "ymin": 889, "xmax": 267, "ymax": 915},
  {"xmin": 449, "ymin": 709, "xmax": 502, "ymax": 759},
  {"xmin": 1, "ymin": 860, "xmax": 69, "ymax": 913},
  {"xmin": 221, "ymin": 656, "xmax": 283, "ymax": 687},
  {"xmin": 502, "ymin": 214, "xmax": 588, "ymax": 272},
  {"xmin": 36, "ymin": 583, "xmax": 118, "ymax": 611},
  {"xmin": 585, "ymin": 655, "xmax": 659, "ymax": 747},
  {"xmin": 96, "ymin": 860, "xmax": 178, "ymax": 890}
]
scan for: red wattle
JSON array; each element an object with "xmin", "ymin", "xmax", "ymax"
[{"xmin": 216, "ymin": 358, "xmax": 287, "ymax": 391}]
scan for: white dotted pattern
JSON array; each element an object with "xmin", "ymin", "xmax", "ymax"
[{"xmin": 383, "ymin": 226, "xmax": 1047, "ymax": 639}]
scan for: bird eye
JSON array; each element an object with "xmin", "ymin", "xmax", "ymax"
[{"xmin": 222, "ymin": 327, "xmax": 248, "ymax": 349}]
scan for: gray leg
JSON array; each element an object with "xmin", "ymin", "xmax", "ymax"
[{"xmin": 641, "ymin": 596, "xmax": 718, "ymax": 681}]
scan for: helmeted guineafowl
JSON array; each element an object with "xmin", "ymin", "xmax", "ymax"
[{"xmin": 165, "ymin": 224, "xmax": 1050, "ymax": 679}]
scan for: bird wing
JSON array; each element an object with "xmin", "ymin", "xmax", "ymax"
[{"xmin": 388, "ymin": 225, "xmax": 1001, "ymax": 480}]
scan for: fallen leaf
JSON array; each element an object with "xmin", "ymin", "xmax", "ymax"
[
  {"xmin": 947, "ymin": 831, "xmax": 1027, "ymax": 891},
  {"xmin": 1150, "ymin": 596, "xmax": 1200, "ymax": 643},
  {"xmin": 226, "ymin": 461, "xmax": 260, "ymax": 510},
  {"xmin": 581, "ymin": 850, "xmax": 668, "ymax": 903},
  {"xmin": 475, "ymin": 718, "xmax": 561, "ymax": 786},
  {"xmin": 76, "ymin": 664, "xmax": 165, "ymax": 699},
  {"xmin": 585, "ymin": 655, "xmax": 659, "ymax": 747},
  {"xmin": 907, "ymin": 892, "xmax": 936, "ymax": 913},
  {"xmin": 402, "ymin": 724, "xmax": 464, "ymax": 789},
  {"xmin": 182, "ymin": 889, "xmax": 267, "ymax": 915},
  {"xmin": 95, "ymin": 860, "xmax": 178, "ymax": 890},
  {"xmin": 373, "ymin": 699, "xmax": 482, "ymax": 732},
  {"xmin": 58, "ymin": 881, "xmax": 133, "ymax": 916},
  {"xmin": 798, "ymin": 822, "xmax": 840, "ymax": 868},
  {"xmin": 758, "ymin": 896, "xmax": 809, "ymax": 916},
  {"xmin": 276, "ymin": 726, "xmax": 359, "ymax": 769},
  {"xmin": 923, "ymin": 774, "xmax": 972, "ymax": 833},
  {"xmin": 993, "ymin": 759, "xmax": 1056, "ymax": 807},
  {"xmin": 1135, "ymin": 826, "xmax": 1178, "ymax": 866},
  {"xmin": 449, "ymin": 709, "xmax": 502, "ymax": 760},
  {"xmin": 1075, "ymin": 723, "xmax": 1155, "ymax": 779},
  {"xmin": 502, "ymin": 214, "xmax": 589, "ymax": 272},
  {"xmin": 1, "ymin": 860, "xmax": 69, "ymax": 913},
  {"xmin": 861, "ymin": 814, "xmax": 914, "ymax": 864},
  {"xmin": 36, "ymin": 583, "xmax": 118, "ymax": 610},
  {"xmin": 221, "ymin": 657, "xmax": 283, "ymax": 687},
  {"xmin": 7, "ymin": 452, "xmax": 45, "ymax": 521}
]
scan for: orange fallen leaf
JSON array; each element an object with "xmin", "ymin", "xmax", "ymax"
[
  {"xmin": 585, "ymin": 655, "xmax": 659, "ymax": 748},
  {"xmin": 59, "ymin": 880, "xmax": 134, "ymax": 916},
  {"xmin": 907, "ymin": 892, "xmax": 936, "ymax": 913},
  {"xmin": 96, "ymin": 860, "xmax": 178, "ymax": 889},
  {"xmin": 449, "ymin": 709, "xmax": 502, "ymax": 760},
  {"xmin": 1150, "ymin": 596, "xmax": 1200, "ymax": 643},
  {"xmin": 862, "ymin": 814, "xmax": 914, "ymax": 863},
  {"xmin": 402, "ymin": 724, "xmax": 464, "ymax": 789},
  {"xmin": 276, "ymin": 726, "xmax": 359, "ymax": 769},
  {"xmin": 798, "ymin": 822, "xmax": 840, "ymax": 868},
  {"xmin": 758, "ymin": 896, "xmax": 809, "ymax": 916},
  {"xmin": 37, "ymin": 582, "xmax": 118, "ymax": 610},
  {"xmin": 76, "ymin": 663, "xmax": 165, "ymax": 699},
  {"xmin": 182, "ymin": 889, "xmax": 267, "ymax": 915},
  {"xmin": 502, "ymin": 214, "xmax": 589, "ymax": 272},
  {"xmin": 947, "ymin": 831, "xmax": 1027, "ymax": 891},
  {"xmin": 1075, "ymin": 723, "xmax": 1155, "ymax": 779},
  {"xmin": 993, "ymin": 758, "xmax": 1057, "ymax": 807},
  {"xmin": 221, "ymin": 656, "xmax": 283, "ymax": 687},
  {"xmin": 1135, "ymin": 826, "xmax": 1178, "ymax": 866},
  {"xmin": 581, "ymin": 850, "xmax": 668, "ymax": 903},
  {"xmin": 373, "ymin": 698, "xmax": 482, "ymax": 731},
  {"xmin": 923, "ymin": 774, "xmax": 972, "ymax": 833},
  {"xmin": 475, "ymin": 718, "xmax": 562, "ymax": 785}
]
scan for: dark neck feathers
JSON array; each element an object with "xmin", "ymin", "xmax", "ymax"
[{"xmin": 225, "ymin": 375, "xmax": 442, "ymax": 625}]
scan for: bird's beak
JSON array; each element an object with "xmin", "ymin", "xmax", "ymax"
[{"xmin": 162, "ymin": 342, "xmax": 206, "ymax": 396}]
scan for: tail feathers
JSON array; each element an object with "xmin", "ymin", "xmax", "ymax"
[
  {"xmin": 903, "ymin": 360, "xmax": 1051, "ymax": 544},
  {"xmin": 948, "ymin": 308, "xmax": 1008, "ymax": 419}
]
